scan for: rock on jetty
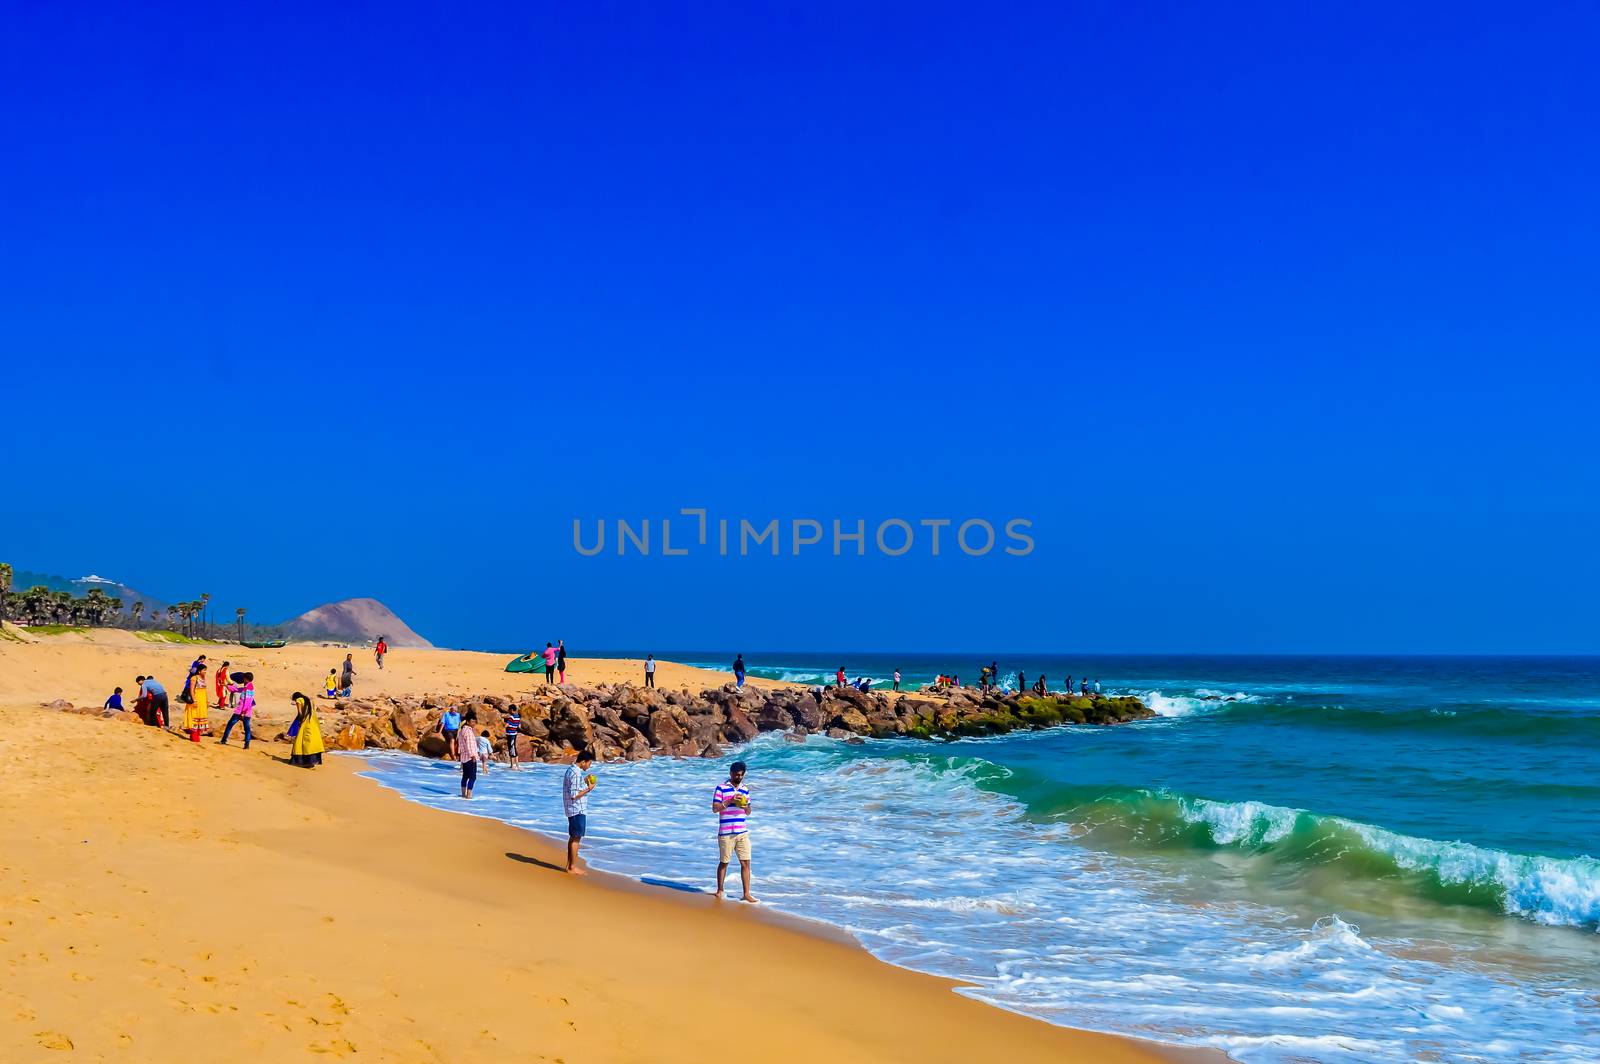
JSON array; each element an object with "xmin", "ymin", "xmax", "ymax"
[{"xmin": 309, "ymin": 683, "xmax": 1155, "ymax": 761}]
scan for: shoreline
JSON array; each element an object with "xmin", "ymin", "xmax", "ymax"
[{"xmin": 0, "ymin": 632, "xmax": 1218, "ymax": 1063}]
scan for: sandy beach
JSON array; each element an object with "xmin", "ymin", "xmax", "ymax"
[{"xmin": 0, "ymin": 630, "xmax": 1201, "ymax": 1063}]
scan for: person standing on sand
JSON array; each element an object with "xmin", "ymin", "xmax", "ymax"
[
  {"xmin": 644, "ymin": 655, "xmax": 656, "ymax": 689},
  {"xmin": 220, "ymin": 673, "xmax": 256, "ymax": 747},
  {"xmin": 288, "ymin": 693, "xmax": 324, "ymax": 767},
  {"xmin": 457, "ymin": 710, "xmax": 479, "ymax": 799},
  {"xmin": 564, "ymin": 748, "xmax": 597, "ymax": 874},
  {"xmin": 713, "ymin": 761, "xmax": 756, "ymax": 903},
  {"xmin": 185, "ymin": 664, "xmax": 211, "ymax": 739},
  {"xmin": 733, "ymin": 654, "xmax": 746, "ymax": 689},
  {"xmin": 557, "ymin": 639, "xmax": 567, "ymax": 684},
  {"xmin": 340, "ymin": 654, "xmax": 356, "ymax": 698},
  {"xmin": 505, "ymin": 704, "xmax": 521, "ymax": 770},
  {"xmin": 215, "ymin": 661, "xmax": 230, "ymax": 711},
  {"xmin": 374, "ymin": 637, "xmax": 387, "ymax": 670},
  {"xmin": 542, "ymin": 642, "xmax": 556, "ymax": 684},
  {"xmin": 323, "ymin": 669, "xmax": 338, "ymax": 698}
]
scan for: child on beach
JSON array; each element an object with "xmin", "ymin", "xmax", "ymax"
[
  {"xmin": 456, "ymin": 710, "xmax": 479, "ymax": 799},
  {"xmin": 505, "ymin": 706, "xmax": 520, "ymax": 770},
  {"xmin": 323, "ymin": 669, "xmax": 338, "ymax": 698},
  {"xmin": 104, "ymin": 687, "xmax": 124, "ymax": 711},
  {"xmin": 563, "ymin": 749, "xmax": 597, "ymax": 874},
  {"xmin": 220, "ymin": 673, "xmax": 256, "ymax": 747},
  {"xmin": 476, "ymin": 729, "xmax": 491, "ymax": 774}
]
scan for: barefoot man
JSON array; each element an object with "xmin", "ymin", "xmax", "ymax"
[
  {"xmin": 712, "ymin": 761, "xmax": 756, "ymax": 903},
  {"xmin": 563, "ymin": 748, "xmax": 597, "ymax": 874}
]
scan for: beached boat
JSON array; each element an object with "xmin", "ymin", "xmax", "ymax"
[
  {"xmin": 241, "ymin": 640, "xmax": 287, "ymax": 649},
  {"xmin": 504, "ymin": 652, "xmax": 540, "ymax": 673}
]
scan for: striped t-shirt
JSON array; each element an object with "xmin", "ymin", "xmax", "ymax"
[
  {"xmin": 505, "ymin": 710, "xmax": 520, "ymax": 738},
  {"xmin": 713, "ymin": 781, "xmax": 751, "ymax": 835}
]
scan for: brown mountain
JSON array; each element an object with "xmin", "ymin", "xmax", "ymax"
[{"xmin": 281, "ymin": 598, "xmax": 433, "ymax": 648}]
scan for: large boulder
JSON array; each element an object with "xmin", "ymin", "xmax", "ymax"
[
  {"xmin": 328, "ymin": 724, "xmax": 368, "ymax": 751},
  {"xmin": 546, "ymin": 698, "xmax": 594, "ymax": 750},
  {"xmin": 647, "ymin": 707, "xmax": 691, "ymax": 750},
  {"xmin": 417, "ymin": 733, "xmax": 450, "ymax": 758},
  {"xmin": 832, "ymin": 706, "xmax": 871, "ymax": 734},
  {"xmin": 722, "ymin": 706, "xmax": 759, "ymax": 743},
  {"xmin": 391, "ymin": 706, "xmax": 419, "ymax": 743}
]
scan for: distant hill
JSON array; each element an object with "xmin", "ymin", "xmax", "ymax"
[
  {"xmin": 282, "ymin": 598, "xmax": 433, "ymax": 648},
  {"xmin": 9, "ymin": 569, "xmax": 167, "ymax": 612}
]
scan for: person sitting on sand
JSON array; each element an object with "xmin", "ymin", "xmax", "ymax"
[
  {"xmin": 438, "ymin": 706, "xmax": 461, "ymax": 756},
  {"xmin": 713, "ymin": 761, "xmax": 755, "ymax": 903},
  {"xmin": 288, "ymin": 692, "xmax": 324, "ymax": 768},
  {"xmin": 563, "ymin": 748, "xmax": 597, "ymax": 874},
  {"xmin": 104, "ymin": 686, "xmax": 124, "ymax": 711},
  {"xmin": 456, "ymin": 710, "xmax": 480, "ymax": 799},
  {"xmin": 220, "ymin": 673, "xmax": 256, "ymax": 748},
  {"xmin": 323, "ymin": 669, "xmax": 338, "ymax": 698}
]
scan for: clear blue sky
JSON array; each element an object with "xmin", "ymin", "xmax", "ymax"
[{"xmin": 3, "ymin": 2, "xmax": 1596, "ymax": 653}]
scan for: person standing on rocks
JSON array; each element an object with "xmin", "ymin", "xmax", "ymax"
[
  {"xmin": 644, "ymin": 655, "xmax": 656, "ymax": 689},
  {"xmin": 893, "ymin": 669, "xmax": 901, "ymax": 692},
  {"xmin": 713, "ymin": 760, "xmax": 755, "ymax": 903},
  {"xmin": 835, "ymin": 665, "xmax": 846, "ymax": 690},
  {"xmin": 505, "ymin": 704, "xmax": 521, "ymax": 770},
  {"xmin": 340, "ymin": 654, "xmax": 356, "ymax": 698},
  {"xmin": 456, "ymin": 710, "xmax": 480, "ymax": 799},
  {"xmin": 564, "ymin": 749, "xmax": 597, "ymax": 874},
  {"xmin": 732, "ymin": 654, "xmax": 746, "ymax": 689},
  {"xmin": 542, "ymin": 642, "xmax": 556, "ymax": 684},
  {"xmin": 557, "ymin": 639, "xmax": 567, "ymax": 684}
]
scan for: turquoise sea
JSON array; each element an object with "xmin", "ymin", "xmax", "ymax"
[{"xmin": 358, "ymin": 654, "xmax": 1600, "ymax": 1062}]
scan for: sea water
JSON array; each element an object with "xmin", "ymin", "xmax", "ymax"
[{"xmin": 355, "ymin": 655, "xmax": 1600, "ymax": 1062}]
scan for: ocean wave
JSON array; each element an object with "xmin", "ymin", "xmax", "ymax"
[
  {"xmin": 1135, "ymin": 688, "xmax": 1259, "ymax": 717},
  {"xmin": 1208, "ymin": 700, "xmax": 1600, "ymax": 742},
  {"xmin": 1061, "ymin": 787, "xmax": 1600, "ymax": 929}
]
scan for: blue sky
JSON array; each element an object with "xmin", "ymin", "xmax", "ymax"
[{"xmin": 2, "ymin": 2, "xmax": 1596, "ymax": 653}]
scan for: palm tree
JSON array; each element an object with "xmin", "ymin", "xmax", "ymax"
[
  {"xmin": 52, "ymin": 590, "xmax": 73, "ymax": 624},
  {"xmin": 200, "ymin": 593, "xmax": 211, "ymax": 638},
  {"xmin": 85, "ymin": 588, "xmax": 108, "ymax": 626},
  {"xmin": 236, "ymin": 606, "xmax": 247, "ymax": 642},
  {"xmin": 0, "ymin": 562, "xmax": 11, "ymax": 627},
  {"xmin": 132, "ymin": 601, "xmax": 144, "ymax": 628},
  {"xmin": 20, "ymin": 585, "xmax": 51, "ymax": 625},
  {"xmin": 107, "ymin": 596, "xmax": 123, "ymax": 626}
]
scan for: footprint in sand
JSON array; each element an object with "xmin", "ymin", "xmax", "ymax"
[{"xmin": 35, "ymin": 1031, "xmax": 74, "ymax": 1050}]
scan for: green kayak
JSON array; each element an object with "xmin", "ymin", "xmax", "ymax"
[{"xmin": 505, "ymin": 652, "xmax": 541, "ymax": 673}]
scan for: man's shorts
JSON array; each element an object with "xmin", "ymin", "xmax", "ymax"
[
  {"xmin": 718, "ymin": 832, "xmax": 751, "ymax": 862},
  {"xmin": 568, "ymin": 814, "xmax": 587, "ymax": 841}
]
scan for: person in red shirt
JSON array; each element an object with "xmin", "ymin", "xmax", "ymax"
[
  {"xmin": 374, "ymin": 638, "xmax": 387, "ymax": 670},
  {"xmin": 215, "ymin": 660, "xmax": 230, "ymax": 711}
]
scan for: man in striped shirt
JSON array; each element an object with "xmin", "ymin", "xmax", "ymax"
[{"xmin": 712, "ymin": 761, "xmax": 756, "ymax": 903}]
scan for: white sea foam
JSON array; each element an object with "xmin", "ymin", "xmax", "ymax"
[{"xmin": 351, "ymin": 741, "xmax": 1600, "ymax": 1063}]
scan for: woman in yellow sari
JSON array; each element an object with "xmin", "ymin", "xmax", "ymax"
[
  {"xmin": 185, "ymin": 665, "xmax": 210, "ymax": 737},
  {"xmin": 288, "ymin": 692, "xmax": 325, "ymax": 768}
]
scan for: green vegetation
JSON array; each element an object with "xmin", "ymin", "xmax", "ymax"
[
  {"xmin": 26, "ymin": 624, "xmax": 89, "ymax": 635},
  {"xmin": 134, "ymin": 629, "xmax": 218, "ymax": 645},
  {"xmin": 902, "ymin": 694, "xmax": 1154, "ymax": 741}
]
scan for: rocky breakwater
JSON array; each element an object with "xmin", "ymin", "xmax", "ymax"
[{"xmin": 305, "ymin": 683, "xmax": 1154, "ymax": 762}]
